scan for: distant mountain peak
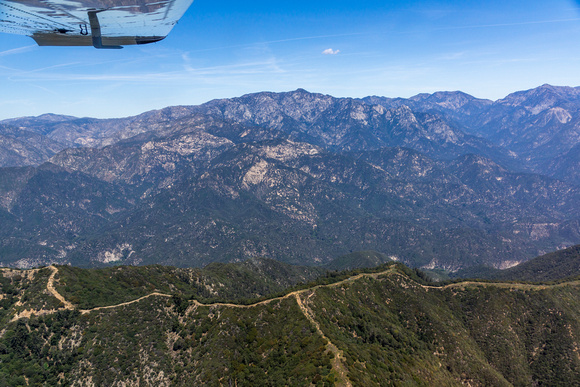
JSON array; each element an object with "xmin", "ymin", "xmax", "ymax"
[
  {"xmin": 0, "ymin": 113, "xmax": 78, "ymax": 126},
  {"xmin": 409, "ymin": 90, "xmax": 491, "ymax": 107},
  {"xmin": 498, "ymin": 84, "xmax": 580, "ymax": 111}
]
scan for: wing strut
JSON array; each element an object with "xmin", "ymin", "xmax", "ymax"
[{"xmin": 87, "ymin": 10, "xmax": 123, "ymax": 49}]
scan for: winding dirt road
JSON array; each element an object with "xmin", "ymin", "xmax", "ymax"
[
  {"xmin": 47, "ymin": 265, "xmax": 74, "ymax": 310},
  {"xmin": 5, "ymin": 265, "xmax": 579, "ymax": 384}
]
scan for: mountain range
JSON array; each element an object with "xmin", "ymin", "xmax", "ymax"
[
  {"xmin": 0, "ymin": 249, "xmax": 578, "ymax": 386},
  {"xmin": 0, "ymin": 85, "xmax": 579, "ymax": 270}
]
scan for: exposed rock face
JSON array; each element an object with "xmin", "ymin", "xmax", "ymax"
[
  {"xmin": 3, "ymin": 85, "xmax": 580, "ymax": 182},
  {"xmin": 195, "ymin": 91, "xmax": 513, "ymax": 165},
  {"xmin": 475, "ymin": 85, "xmax": 580, "ymax": 169},
  {"xmin": 362, "ymin": 90, "xmax": 494, "ymax": 127},
  {"xmin": 0, "ymin": 87, "xmax": 578, "ymax": 269}
]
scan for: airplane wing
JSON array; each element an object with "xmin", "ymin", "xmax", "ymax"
[{"xmin": 0, "ymin": 0, "xmax": 195, "ymax": 49}]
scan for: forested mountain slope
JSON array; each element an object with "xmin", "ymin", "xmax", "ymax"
[{"xmin": 0, "ymin": 261, "xmax": 578, "ymax": 386}]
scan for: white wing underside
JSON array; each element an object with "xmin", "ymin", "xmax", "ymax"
[{"xmin": 0, "ymin": 0, "xmax": 194, "ymax": 47}]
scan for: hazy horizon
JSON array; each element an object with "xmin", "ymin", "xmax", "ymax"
[
  {"xmin": 2, "ymin": 0, "xmax": 580, "ymax": 120},
  {"xmin": 0, "ymin": 83, "xmax": 577, "ymax": 121}
]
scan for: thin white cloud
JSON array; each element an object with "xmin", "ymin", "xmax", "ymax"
[
  {"xmin": 322, "ymin": 48, "xmax": 340, "ymax": 55},
  {"xmin": 0, "ymin": 45, "xmax": 36, "ymax": 57},
  {"xmin": 435, "ymin": 17, "xmax": 580, "ymax": 31},
  {"xmin": 183, "ymin": 32, "xmax": 364, "ymax": 54},
  {"xmin": 9, "ymin": 59, "xmax": 285, "ymax": 83}
]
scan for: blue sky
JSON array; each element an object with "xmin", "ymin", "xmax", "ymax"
[{"xmin": 1, "ymin": 0, "xmax": 580, "ymax": 119}]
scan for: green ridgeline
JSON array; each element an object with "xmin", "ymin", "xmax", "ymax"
[{"xmin": 0, "ymin": 257, "xmax": 578, "ymax": 386}]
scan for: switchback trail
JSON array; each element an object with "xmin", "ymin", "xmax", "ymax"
[
  {"xmin": 8, "ymin": 266, "xmax": 73, "ymax": 321},
  {"xmin": 47, "ymin": 265, "xmax": 74, "ymax": 310},
  {"xmin": 295, "ymin": 291, "xmax": 352, "ymax": 387}
]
